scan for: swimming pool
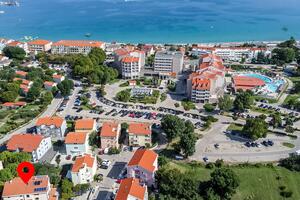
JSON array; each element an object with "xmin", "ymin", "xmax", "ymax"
[{"xmin": 242, "ymin": 73, "xmax": 284, "ymax": 93}]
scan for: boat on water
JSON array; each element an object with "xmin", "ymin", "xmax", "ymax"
[
  {"xmin": 0, "ymin": 10, "xmax": 5, "ymax": 14},
  {"xmin": 0, "ymin": 1, "xmax": 19, "ymax": 6},
  {"xmin": 85, "ymin": 33, "xmax": 92, "ymax": 38}
]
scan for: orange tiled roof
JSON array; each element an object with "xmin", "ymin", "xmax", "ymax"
[
  {"xmin": 28, "ymin": 39, "xmax": 51, "ymax": 46},
  {"xmin": 114, "ymin": 48, "xmax": 129, "ymax": 56},
  {"xmin": 2, "ymin": 101, "xmax": 26, "ymax": 107},
  {"xmin": 52, "ymin": 74, "xmax": 63, "ymax": 79},
  {"xmin": 71, "ymin": 154, "xmax": 95, "ymax": 172},
  {"xmin": 2, "ymin": 176, "xmax": 50, "ymax": 197},
  {"xmin": 75, "ymin": 119, "xmax": 95, "ymax": 130},
  {"xmin": 52, "ymin": 40, "xmax": 103, "ymax": 47},
  {"xmin": 115, "ymin": 178, "xmax": 146, "ymax": 200},
  {"xmin": 6, "ymin": 134, "xmax": 44, "ymax": 153},
  {"xmin": 65, "ymin": 132, "xmax": 87, "ymax": 144},
  {"xmin": 121, "ymin": 56, "xmax": 139, "ymax": 63},
  {"xmin": 15, "ymin": 70, "xmax": 28, "ymax": 77},
  {"xmin": 44, "ymin": 81, "xmax": 56, "ymax": 86},
  {"xmin": 233, "ymin": 76, "xmax": 265, "ymax": 88},
  {"xmin": 192, "ymin": 78, "xmax": 210, "ymax": 90},
  {"xmin": 128, "ymin": 149, "xmax": 157, "ymax": 172},
  {"xmin": 100, "ymin": 122, "xmax": 119, "ymax": 137},
  {"xmin": 36, "ymin": 116, "xmax": 64, "ymax": 128},
  {"xmin": 7, "ymin": 41, "xmax": 23, "ymax": 47},
  {"xmin": 128, "ymin": 123, "xmax": 151, "ymax": 135}
]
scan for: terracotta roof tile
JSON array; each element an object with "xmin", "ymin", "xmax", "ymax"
[
  {"xmin": 65, "ymin": 132, "xmax": 87, "ymax": 144},
  {"xmin": 28, "ymin": 39, "xmax": 52, "ymax": 46},
  {"xmin": 121, "ymin": 56, "xmax": 139, "ymax": 63},
  {"xmin": 2, "ymin": 101, "xmax": 26, "ymax": 107},
  {"xmin": 6, "ymin": 134, "xmax": 44, "ymax": 153},
  {"xmin": 128, "ymin": 123, "xmax": 151, "ymax": 135},
  {"xmin": 75, "ymin": 119, "xmax": 95, "ymax": 131},
  {"xmin": 15, "ymin": 70, "xmax": 28, "ymax": 77},
  {"xmin": 52, "ymin": 40, "xmax": 103, "ymax": 48},
  {"xmin": 128, "ymin": 149, "xmax": 157, "ymax": 172},
  {"xmin": 115, "ymin": 178, "xmax": 146, "ymax": 200},
  {"xmin": 71, "ymin": 154, "xmax": 95, "ymax": 172},
  {"xmin": 100, "ymin": 122, "xmax": 119, "ymax": 137},
  {"xmin": 36, "ymin": 116, "xmax": 64, "ymax": 128}
]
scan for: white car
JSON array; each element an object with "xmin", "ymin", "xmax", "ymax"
[{"xmin": 101, "ymin": 159, "xmax": 111, "ymax": 167}]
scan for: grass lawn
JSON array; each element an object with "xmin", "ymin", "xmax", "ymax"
[
  {"xmin": 251, "ymin": 106, "xmax": 275, "ymax": 115},
  {"xmin": 165, "ymin": 161, "xmax": 300, "ymax": 200},
  {"xmin": 227, "ymin": 123, "xmax": 243, "ymax": 133},
  {"xmin": 282, "ymin": 142, "xmax": 295, "ymax": 148}
]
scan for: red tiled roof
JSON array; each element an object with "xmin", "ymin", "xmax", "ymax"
[
  {"xmin": 15, "ymin": 70, "xmax": 28, "ymax": 77},
  {"xmin": 7, "ymin": 41, "xmax": 23, "ymax": 47},
  {"xmin": 114, "ymin": 48, "xmax": 129, "ymax": 56},
  {"xmin": 36, "ymin": 116, "xmax": 64, "ymax": 128},
  {"xmin": 233, "ymin": 76, "xmax": 265, "ymax": 89},
  {"xmin": 100, "ymin": 122, "xmax": 119, "ymax": 137},
  {"xmin": 128, "ymin": 149, "xmax": 157, "ymax": 172},
  {"xmin": 128, "ymin": 123, "xmax": 151, "ymax": 135},
  {"xmin": 65, "ymin": 132, "xmax": 87, "ymax": 144},
  {"xmin": 44, "ymin": 81, "xmax": 56, "ymax": 86},
  {"xmin": 28, "ymin": 39, "xmax": 51, "ymax": 46},
  {"xmin": 52, "ymin": 74, "xmax": 63, "ymax": 79},
  {"xmin": 71, "ymin": 154, "xmax": 95, "ymax": 172},
  {"xmin": 6, "ymin": 134, "xmax": 44, "ymax": 153},
  {"xmin": 2, "ymin": 101, "xmax": 26, "ymax": 107},
  {"xmin": 115, "ymin": 178, "xmax": 146, "ymax": 200},
  {"xmin": 52, "ymin": 40, "xmax": 103, "ymax": 47},
  {"xmin": 121, "ymin": 56, "xmax": 139, "ymax": 63},
  {"xmin": 2, "ymin": 176, "xmax": 50, "ymax": 197},
  {"xmin": 75, "ymin": 119, "xmax": 95, "ymax": 131}
]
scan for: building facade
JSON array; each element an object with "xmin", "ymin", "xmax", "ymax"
[
  {"xmin": 51, "ymin": 40, "xmax": 105, "ymax": 54},
  {"xmin": 27, "ymin": 39, "xmax": 52, "ymax": 53},
  {"xmin": 2, "ymin": 176, "xmax": 58, "ymax": 200},
  {"xmin": 128, "ymin": 123, "xmax": 152, "ymax": 147},
  {"xmin": 100, "ymin": 122, "xmax": 120, "ymax": 150},
  {"xmin": 36, "ymin": 116, "xmax": 67, "ymax": 138},
  {"xmin": 154, "ymin": 51, "xmax": 184, "ymax": 74},
  {"xmin": 6, "ymin": 134, "xmax": 52, "ymax": 162},
  {"xmin": 70, "ymin": 154, "xmax": 97, "ymax": 185},
  {"xmin": 127, "ymin": 149, "xmax": 158, "ymax": 187},
  {"xmin": 65, "ymin": 132, "xmax": 89, "ymax": 155}
]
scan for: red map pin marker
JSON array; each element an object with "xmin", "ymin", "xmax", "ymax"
[{"xmin": 17, "ymin": 162, "xmax": 35, "ymax": 184}]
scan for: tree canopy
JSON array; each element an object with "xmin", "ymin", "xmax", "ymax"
[
  {"xmin": 242, "ymin": 117, "xmax": 268, "ymax": 140},
  {"xmin": 218, "ymin": 94, "xmax": 233, "ymax": 112},
  {"xmin": 57, "ymin": 79, "xmax": 74, "ymax": 96},
  {"xmin": 3, "ymin": 46, "xmax": 26, "ymax": 60},
  {"xmin": 161, "ymin": 114, "xmax": 186, "ymax": 142},
  {"xmin": 233, "ymin": 90, "xmax": 254, "ymax": 112}
]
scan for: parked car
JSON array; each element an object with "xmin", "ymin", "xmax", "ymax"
[{"xmin": 66, "ymin": 155, "xmax": 71, "ymax": 160}]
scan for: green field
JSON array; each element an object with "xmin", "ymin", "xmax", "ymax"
[{"xmin": 165, "ymin": 162, "xmax": 300, "ymax": 200}]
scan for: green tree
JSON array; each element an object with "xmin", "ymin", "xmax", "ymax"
[
  {"xmin": 272, "ymin": 48, "xmax": 295, "ymax": 65},
  {"xmin": 3, "ymin": 46, "xmax": 26, "ymax": 60},
  {"xmin": 233, "ymin": 90, "xmax": 254, "ymax": 111},
  {"xmin": 6, "ymin": 83, "xmax": 20, "ymax": 94},
  {"xmin": 57, "ymin": 79, "xmax": 74, "ymax": 97},
  {"xmin": 218, "ymin": 95, "xmax": 233, "ymax": 112},
  {"xmin": 209, "ymin": 168, "xmax": 240, "ymax": 200},
  {"xmin": 88, "ymin": 47, "xmax": 106, "ymax": 65},
  {"xmin": 88, "ymin": 131, "xmax": 99, "ymax": 148},
  {"xmin": 26, "ymin": 86, "xmax": 41, "ymax": 101},
  {"xmin": 61, "ymin": 179, "xmax": 74, "ymax": 200},
  {"xmin": 204, "ymin": 103, "xmax": 215, "ymax": 112},
  {"xmin": 0, "ymin": 91, "xmax": 18, "ymax": 102},
  {"xmin": 161, "ymin": 115, "xmax": 185, "ymax": 142},
  {"xmin": 41, "ymin": 91, "xmax": 54, "ymax": 105},
  {"xmin": 242, "ymin": 117, "xmax": 268, "ymax": 140},
  {"xmin": 115, "ymin": 89, "xmax": 131, "ymax": 102},
  {"xmin": 270, "ymin": 113, "xmax": 282, "ymax": 128},
  {"xmin": 179, "ymin": 132, "xmax": 196, "ymax": 157}
]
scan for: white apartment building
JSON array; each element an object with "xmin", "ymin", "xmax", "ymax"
[
  {"xmin": 27, "ymin": 39, "xmax": 52, "ymax": 54},
  {"xmin": 121, "ymin": 56, "xmax": 140, "ymax": 79},
  {"xmin": 131, "ymin": 87, "xmax": 153, "ymax": 96},
  {"xmin": 2, "ymin": 175, "xmax": 58, "ymax": 200},
  {"xmin": 65, "ymin": 132, "xmax": 90, "ymax": 155},
  {"xmin": 51, "ymin": 40, "xmax": 105, "ymax": 54},
  {"xmin": 6, "ymin": 134, "xmax": 52, "ymax": 162},
  {"xmin": 36, "ymin": 116, "xmax": 67, "ymax": 138},
  {"xmin": 154, "ymin": 51, "xmax": 184, "ymax": 75},
  {"xmin": 70, "ymin": 154, "xmax": 97, "ymax": 185}
]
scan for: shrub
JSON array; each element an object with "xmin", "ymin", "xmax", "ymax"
[
  {"xmin": 204, "ymin": 103, "xmax": 215, "ymax": 112},
  {"xmin": 174, "ymin": 103, "xmax": 180, "ymax": 107}
]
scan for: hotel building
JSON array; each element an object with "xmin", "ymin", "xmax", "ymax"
[{"xmin": 51, "ymin": 40, "xmax": 105, "ymax": 54}]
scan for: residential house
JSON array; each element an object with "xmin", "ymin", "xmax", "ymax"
[
  {"xmin": 2, "ymin": 175, "xmax": 58, "ymax": 200},
  {"xmin": 2, "ymin": 101, "xmax": 26, "ymax": 109},
  {"xmin": 100, "ymin": 122, "xmax": 120, "ymax": 150},
  {"xmin": 115, "ymin": 178, "xmax": 148, "ymax": 200},
  {"xmin": 6, "ymin": 134, "xmax": 52, "ymax": 162},
  {"xmin": 128, "ymin": 123, "xmax": 152, "ymax": 147},
  {"xmin": 52, "ymin": 74, "xmax": 65, "ymax": 83},
  {"xmin": 27, "ymin": 39, "xmax": 52, "ymax": 54},
  {"xmin": 65, "ymin": 132, "xmax": 89, "ymax": 155},
  {"xmin": 44, "ymin": 81, "xmax": 57, "ymax": 91},
  {"xmin": 15, "ymin": 70, "xmax": 28, "ymax": 79},
  {"xmin": 127, "ymin": 149, "xmax": 158, "ymax": 187},
  {"xmin": 74, "ymin": 118, "xmax": 96, "ymax": 133},
  {"xmin": 70, "ymin": 154, "xmax": 97, "ymax": 185},
  {"xmin": 36, "ymin": 116, "xmax": 67, "ymax": 138},
  {"xmin": 51, "ymin": 40, "xmax": 105, "ymax": 54}
]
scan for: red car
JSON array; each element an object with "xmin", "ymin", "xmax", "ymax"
[
  {"xmin": 116, "ymin": 179, "xmax": 122, "ymax": 184},
  {"xmin": 66, "ymin": 155, "xmax": 71, "ymax": 160}
]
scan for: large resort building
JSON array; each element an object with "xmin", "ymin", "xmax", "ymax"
[
  {"xmin": 154, "ymin": 51, "xmax": 184, "ymax": 76},
  {"xmin": 187, "ymin": 54, "xmax": 226, "ymax": 103},
  {"xmin": 51, "ymin": 40, "xmax": 105, "ymax": 54}
]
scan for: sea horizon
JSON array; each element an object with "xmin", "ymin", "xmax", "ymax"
[{"xmin": 0, "ymin": 0, "xmax": 300, "ymax": 43}]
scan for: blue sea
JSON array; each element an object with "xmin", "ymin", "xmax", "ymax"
[{"xmin": 0, "ymin": 0, "xmax": 300, "ymax": 43}]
